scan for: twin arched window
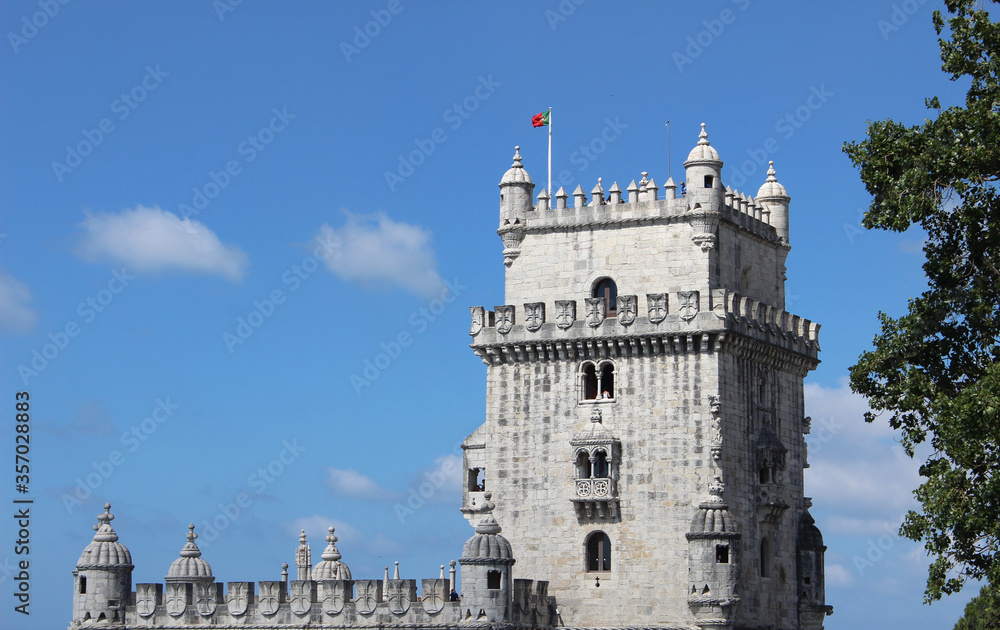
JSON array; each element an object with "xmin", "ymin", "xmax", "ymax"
[
  {"xmin": 575, "ymin": 449, "xmax": 612, "ymax": 480},
  {"xmin": 581, "ymin": 362, "xmax": 615, "ymax": 400}
]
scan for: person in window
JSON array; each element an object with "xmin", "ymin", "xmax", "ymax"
[
  {"xmin": 449, "ymin": 589, "xmax": 460, "ymax": 602},
  {"xmin": 601, "ymin": 390, "xmax": 612, "ymax": 399},
  {"xmin": 680, "ymin": 181, "xmax": 687, "ymax": 196}
]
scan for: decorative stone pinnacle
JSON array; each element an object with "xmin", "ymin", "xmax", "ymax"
[
  {"xmin": 708, "ymin": 475, "xmax": 725, "ymax": 501},
  {"xmin": 92, "ymin": 503, "xmax": 119, "ymax": 542},
  {"xmin": 326, "ymin": 526, "xmax": 338, "ymax": 545},
  {"xmin": 394, "ymin": 561, "xmax": 400, "ymax": 579},
  {"xmin": 483, "ymin": 491, "xmax": 495, "ymax": 512},
  {"xmin": 590, "ymin": 407, "xmax": 603, "ymax": 423},
  {"xmin": 698, "ymin": 122, "xmax": 709, "ymax": 145},
  {"xmin": 180, "ymin": 524, "xmax": 202, "ymax": 558},
  {"xmin": 766, "ymin": 160, "xmax": 777, "ymax": 182},
  {"xmin": 299, "ymin": 529, "xmax": 307, "ymax": 546},
  {"xmin": 511, "ymin": 146, "xmax": 522, "ymax": 168},
  {"xmin": 188, "ymin": 524, "xmax": 197, "ymax": 543},
  {"xmin": 321, "ymin": 526, "xmax": 342, "ymax": 561}
]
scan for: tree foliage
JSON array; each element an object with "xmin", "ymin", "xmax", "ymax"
[
  {"xmin": 843, "ymin": 0, "xmax": 1000, "ymax": 601},
  {"xmin": 953, "ymin": 583, "xmax": 1000, "ymax": 629}
]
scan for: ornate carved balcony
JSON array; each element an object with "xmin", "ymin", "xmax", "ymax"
[{"xmin": 571, "ymin": 477, "xmax": 619, "ymax": 519}]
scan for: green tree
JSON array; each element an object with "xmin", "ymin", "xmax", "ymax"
[
  {"xmin": 843, "ymin": 0, "xmax": 1000, "ymax": 602},
  {"xmin": 953, "ymin": 583, "xmax": 1000, "ymax": 629}
]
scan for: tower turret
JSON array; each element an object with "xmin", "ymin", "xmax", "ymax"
[
  {"xmin": 757, "ymin": 161, "xmax": 791, "ymax": 245},
  {"xmin": 797, "ymin": 500, "xmax": 833, "ymax": 629},
  {"xmin": 686, "ymin": 477, "xmax": 741, "ymax": 629},
  {"xmin": 72, "ymin": 503, "xmax": 133, "ymax": 627},
  {"xmin": 312, "ymin": 526, "xmax": 352, "ymax": 580},
  {"xmin": 497, "ymin": 146, "xmax": 534, "ymax": 266},
  {"xmin": 683, "ymin": 123, "xmax": 724, "ymax": 210},
  {"xmin": 459, "ymin": 493, "xmax": 515, "ymax": 622}
]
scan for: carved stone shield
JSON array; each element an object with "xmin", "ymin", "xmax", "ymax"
[
  {"xmin": 585, "ymin": 298, "xmax": 605, "ymax": 327},
  {"xmin": 355, "ymin": 579, "xmax": 380, "ymax": 615},
  {"xmin": 258, "ymin": 581, "xmax": 281, "ymax": 616},
  {"xmin": 469, "ymin": 306, "xmax": 485, "ymax": 336},
  {"xmin": 523, "ymin": 302, "xmax": 545, "ymax": 332},
  {"xmin": 195, "ymin": 583, "xmax": 217, "ymax": 616},
  {"xmin": 678, "ymin": 291, "xmax": 700, "ymax": 321},
  {"xmin": 320, "ymin": 581, "xmax": 347, "ymax": 615},
  {"xmin": 555, "ymin": 300, "xmax": 576, "ymax": 329},
  {"xmin": 290, "ymin": 581, "xmax": 312, "ymax": 615},
  {"xmin": 495, "ymin": 305, "xmax": 515, "ymax": 334},
  {"xmin": 227, "ymin": 582, "xmax": 250, "ymax": 616},
  {"xmin": 136, "ymin": 584, "xmax": 157, "ymax": 617},
  {"xmin": 647, "ymin": 293, "xmax": 667, "ymax": 323},
  {"xmin": 616, "ymin": 295, "xmax": 637, "ymax": 326},
  {"xmin": 420, "ymin": 579, "xmax": 445, "ymax": 614},
  {"xmin": 165, "ymin": 583, "xmax": 186, "ymax": 617},
  {"xmin": 386, "ymin": 580, "xmax": 410, "ymax": 614}
]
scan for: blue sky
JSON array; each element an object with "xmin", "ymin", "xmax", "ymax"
[{"xmin": 0, "ymin": 1, "xmax": 983, "ymax": 628}]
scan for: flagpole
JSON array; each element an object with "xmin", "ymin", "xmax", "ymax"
[
  {"xmin": 547, "ymin": 107, "xmax": 552, "ymax": 197},
  {"xmin": 666, "ymin": 120, "xmax": 671, "ymax": 181}
]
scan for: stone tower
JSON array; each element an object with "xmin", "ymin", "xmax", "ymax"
[
  {"xmin": 71, "ymin": 503, "xmax": 133, "ymax": 627},
  {"xmin": 463, "ymin": 125, "xmax": 831, "ymax": 629}
]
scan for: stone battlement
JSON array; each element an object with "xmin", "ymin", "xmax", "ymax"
[
  {"xmin": 469, "ymin": 289, "xmax": 819, "ymax": 366},
  {"xmin": 119, "ymin": 577, "xmax": 552, "ymax": 627}
]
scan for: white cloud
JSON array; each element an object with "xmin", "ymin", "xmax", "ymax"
[
  {"xmin": 408, "ymin": 454, "xmax": 463, "ymax": 504},
  {"xmin": 323, "ymin": 467, "xmax": 394, "ymax": 500},
  {"xmin": 0, "ymin": 270, "xmax": 37, "ymax": 333},
  {"xmin": 825, "ymin": 563, "xmax": 855, "ymax": 589},
  {"xmin": 76, "ymin": 205, "xmax": 248, "ymax": 282},
  {"xmin": 313, "ymin": 212, "xmax": 445, "ymax": 298}
]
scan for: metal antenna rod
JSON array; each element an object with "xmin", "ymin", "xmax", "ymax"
[{"xmin": 666, "ymin": 121, "xmax": 671, "ymax": 180}]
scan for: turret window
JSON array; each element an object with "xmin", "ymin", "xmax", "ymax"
[
  {"xmin": 487, "ymin": 570, "xmax": 501, "ymax": 590},
  {"xmin": 704, "ymin": 175, "xmax": 714, "ymax": 188},
  {"xmin": 716, "ymin": 545, "xmax": 730, "ymax": 564},
  {"xmin": 592, "ymin": 278, "xmax": 617, "ymax": 317},
  {"xmin": 79, "ymin": 576, "xmax": 87, "ymax": 594},
  {"xmin": 468, "ymin": 467, "xmax": 486, "ymax": 491},
  {"xmin": 586, "ymin": 532, "xmax": 612, "ymax": 572}
]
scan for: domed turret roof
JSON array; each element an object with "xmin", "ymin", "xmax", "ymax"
[
  {"xmin": 685, "ymin": 123, "xmax": 722, "ymax": 165},
  {"xmin": 688, "ymin": 477, "xmax": 739, "ymax": 535},
  {"xmin": 166, "ymin": 524, "xmax": 213, "ymax": 582},
  {"xmin": 757, "ymin": 161, "xmax": 789, "ymax": 199},
  {"xmin": 798, "ymin": 507, "xmax": 825, "ymax": 550},
  {"xmin": 461, "ymin": 494, "xmax": 515, "ymax": 563},
  {"xmin": 312, "ymin": 526, "xmax": 352, "ymax": 580},
  {"xmin": 499, "ymin": 146, "xmax": 533, "ymax": 186},
  {"xmin": 76, "ymin": 503, "xmax": 133, "ymax": 569}
]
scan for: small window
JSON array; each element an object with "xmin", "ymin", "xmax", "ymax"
[
  {"xmin": 760, "ymin": 538, "xmax": 772, "ymax": 578},
  {"xmin": 468, "ymin": 468, "xmax": 485, "ymax": 492},
  {"xmin": 704, "ymin": 175, "xmax": 714, "ymax": 188},
  {"xmin": 586, "ymin": 532, "xmax": 612, "ymax": 572},
  {"xmin": 592, "ymin": 278, "xmax": 617, "ymax": 317},
  {"xmin": 593, "ymin": 450, "xmax": 610, "ymax": 478},
  {"xmin": 759, "ymin": 466, "xmax": 772, "ymax": 484},
  {"xmin": 716, "ymin": 545, "xmax": 729, "ymax": 564},
  {"xmin": 575, "ymin": 452, "xmax": 591, "ymax": 479},
  {"xmin": 600, "ymin": 364, "xmax": 614, "ymax": 399},
  {"xmin": 487, "ymin": 570, "xmax": 501, "ymax": 590},
  {"xmin": 79, "ymin": 576, "xmax": 87, "ymax": 594},
  {"xmin": 583, "ymin": 363, "xmax": 598, "ymax": 400}
]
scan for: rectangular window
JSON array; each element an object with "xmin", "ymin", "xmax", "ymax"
[
  {"xmin": 704, "ymin": 175, "xmax": 714, "ymax": 188},
  {"xmin": 487, "ymin": 570, "xmax": 501, "ymax": 590},
  {"xmin": 716, "ymin": 545, "xmax": 729, "ymax": 563}
]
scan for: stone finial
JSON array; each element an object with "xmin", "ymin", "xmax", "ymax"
[
  {"xmin": 92, "ymin": 503, "xmax": 119, "ymax": 542},
  {"xmin": 394, "ymin": 561, "xmax": 400, "ymax": 579},
  {"xmin": 707, "ymin": 475, "xmax": 725, "ymax": 502},
  {"xmin": 766, "ymin": 160, "xmax": 777, "ymax": 182},
  {"xmin": 698, "ymin": 122, "xmax": 709, "ymax": 146},
  {"xmin": 511, "ymin": 146, "xmax": 523, "ymax": 168},
  {"xmin": 537, "ymin": 188, "xmax": 550, "ymax": 211},
  {"xmin": 299, "ymin": 529, "xmax": 307, "ymax": 545},
  {"xmin": 639, "ymin": 171, "xmax": 650, "ymax": 188},
  {"xmin": 440, "ymin": 564, "xmax": 445, "ymax": 579},
  {"xmin": 180, "ymin": 524, "xmax": 201, "ymax": 558},
  {"xmin": 321, "ymin": 526, "xmax": 342, "ymax": 561},
  {"xmin": 281, "ymin": 562, "xmax": 289, "ymax": 581},
  {"xmin": 591, "ymin": 178, "xmax": 604, "ymax": 206},
  {"xmin": 555, "ymin": 186, "xmax": 568, "ymax": 210},
  {"xmin": 590, "ymin": 407, "xmax": 602, "ymax": 424}
]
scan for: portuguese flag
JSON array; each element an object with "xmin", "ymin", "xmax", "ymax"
[{"xmin": 532, "ymin": 111, "xmax": 550, "ymax": 127}]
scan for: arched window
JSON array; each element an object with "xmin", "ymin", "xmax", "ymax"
[
  {"xmin": 760, "ymin": 537, "xmax": 772, "ymax": 578},
  {"xmin": 592, "ymin": 278, "xmax": 617, "ymax": 317},
  {"xmin": 582, "ymin": 363, "xmax": 598, "ymax": 399},
  {"xmin": 586, "ymin": 532, "xmax": 612, "ymax": 572},
  {"xmin": 593, "ymin": 449, "xmax": 610, "ymax": 478},
  {"xmin": 600, "ymin": 364, "xmax": 614, "ymax": 398},
  {"xmin": 575, "ymin": 451, "xmax": 591, "ymax": 479}
]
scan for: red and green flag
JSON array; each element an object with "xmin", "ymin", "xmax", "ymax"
[{"xmin": 532, "ymin": 111, "xmax": 550, "ymax": 127}]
